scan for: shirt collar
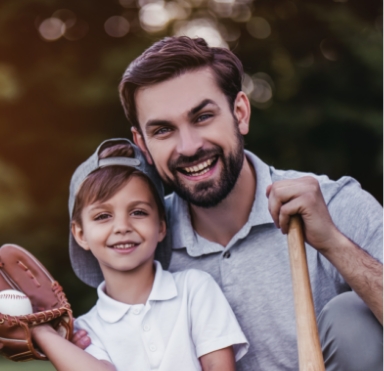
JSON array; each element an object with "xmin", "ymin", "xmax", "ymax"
[
  {"xmin": 96, "ymin": 261, "xmax": 178, "ymax": 323},
  {"xmin": 170, "ymin": 150, "xmax": 274, "ymax": 255}
]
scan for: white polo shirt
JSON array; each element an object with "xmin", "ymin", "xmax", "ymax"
[{"xmin": 74, "ymin": 261, "xmax": 248, "ymax": 371}]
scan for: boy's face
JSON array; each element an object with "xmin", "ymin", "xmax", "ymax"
[
  {"xmin": 72, "ymin": 176, "xmax": 166, "ymax": 279},
  {"xmin": 132, "ymin": 67, "xmax": 250, "ymax": 207}
]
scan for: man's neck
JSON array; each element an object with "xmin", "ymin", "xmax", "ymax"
[{"xmin": 189, "ymin": 154, "xmax": 256, "ymax": 247}]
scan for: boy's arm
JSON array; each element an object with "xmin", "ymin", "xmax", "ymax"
[
  {"xmin": 32, "ymin": 325, "xmax": 116, "ymax": 371},
  {"xmin": 200, "ymin": 346, "xmax": 236, "ymax": 371},
  {"xmin": 71, "ymin": 328, "xmax": 92, "ymax": 349}
]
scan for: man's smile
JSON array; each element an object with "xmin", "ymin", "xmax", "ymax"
[{"xmin": 178, "ymin": 156, "xmax": 218, "ymax": 177}]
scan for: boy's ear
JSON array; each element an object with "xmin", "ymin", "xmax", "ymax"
[
  {"xmin": 71, "ymin": 222, "xmax": 90, "ymax": 251},
  {"xmin": 131, "ymin": 127, "xmax": 153, "ymax": 165},
  {"xmin": 158, "ymin": 219, "xmax": 167, "ymax": 243}
]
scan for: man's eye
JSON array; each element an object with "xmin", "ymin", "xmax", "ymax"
[
  {"xmin": 196, "ymin": 113, "xmax": 212, "ymax": 123},
  {"xmin": 154, "ymin": 127, "xmax": 171, "ymax": 136},
  {"xmin": 95, "ymin": 213, "xmax": 110, "ymax": 221}
]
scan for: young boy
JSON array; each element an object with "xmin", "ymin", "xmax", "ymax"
[{"xmin": 31, "ymin": 138, "xmax": 248, "ymax": 371}]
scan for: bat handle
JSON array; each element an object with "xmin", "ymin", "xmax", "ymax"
[{"xmin": 287, "ymin": 215, "xmax": 325, "ymax": 371}]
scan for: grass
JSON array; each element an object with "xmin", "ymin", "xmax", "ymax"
[{"xmin": 0, "ymin": 357, "xmax": 56, "ymax": 370}]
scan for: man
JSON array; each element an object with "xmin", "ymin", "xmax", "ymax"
[{"xmin": 76, "ymin": 37, "xmax": 383, "ymax": 370}]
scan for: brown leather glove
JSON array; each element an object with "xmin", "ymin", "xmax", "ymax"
[{"xmin": 0, "ymin": 244, "xmax": 73, "ymax": 361}]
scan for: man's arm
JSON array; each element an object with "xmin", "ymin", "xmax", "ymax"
[
  {"xmin": 32, "ymin": 325, "xmax": 116, "ymax": 371},
  {"xmin": 200, "ymin": 347, "xmax": 236, "ymax": 371},
  {"xmin": 266, "ymin": 176, "xmax": 383, "ymax": 324}
]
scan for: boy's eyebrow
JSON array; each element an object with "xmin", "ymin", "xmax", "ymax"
[
  {"xmin": 87, "ymin": 200, "xmax": 154, "ymax": 211},
  {"xmin": 144, "ymin": 99, "xmax": 219, "ymax": 131}
]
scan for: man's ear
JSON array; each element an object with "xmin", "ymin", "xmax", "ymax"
[
  {"xmin": 233, "ymin": 91, "xmax": 251, "ymax": 136},
  {"xmin": 71, "ymin": 222, "xmax": 90, "ymax": 251},
  {"xmin": 131, "ymin": 127, "xmax": 153, "ymax": 165},
  {"xmin": 158, "ymin": 219, "xmax": 167, "ymax": 243}
]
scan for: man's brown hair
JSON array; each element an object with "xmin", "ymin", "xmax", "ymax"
[{"xmin": 119, "ymin": 36, "xmax": 244, "ymax": 132}]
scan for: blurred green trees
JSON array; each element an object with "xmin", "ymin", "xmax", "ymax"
[{"xmin": 0, "ymin": 0, "xmax": 382, "ymax": 324}]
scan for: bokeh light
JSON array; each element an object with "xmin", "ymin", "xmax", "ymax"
[
  {"xmin": 0, "ymin": 64, "xmax": 19, "ymax": 102},
  {"xmin": 231, "ymin": 4, "xmax": 252, "ymax": 22},
  {"xmin": 174, "ymin": 19, "xmax": 228, "ymax": 48},
  {"xmin": 249, "ymin": 73, "xmax": 274, "ymax": 106},
  {"xmin": 320, "ymin": 39, "xmax": 339, "ymax": 61},
  {"xmin": 104, "ymin": 16, "xmax": 130, "ymax": 37},
  {"xmin": 246, "ymin": 17, "xmax": 271, "ymax": 39},
  {"xmin": 38, "ymin": 18, "xmax": 66, "ymax": 41},
  {"xmin": 140, "ymin": 2, "xmax": 170, "ymax": 33},
  {"xmin": 242, "ymin": 73, "xmax": 254, "ymax": 96},
  {"xmin": 52, "ymin": 9, "xmax": 77, "ymax": 28}
]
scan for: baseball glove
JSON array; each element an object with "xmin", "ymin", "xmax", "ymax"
[{"xmin": 0, "ymin": 243, "xmax": 73, "ymax": 362}]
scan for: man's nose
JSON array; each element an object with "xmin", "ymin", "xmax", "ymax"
[{"xmin": 176, "ymin": 126, "xmax": 203, "ymax": 157}]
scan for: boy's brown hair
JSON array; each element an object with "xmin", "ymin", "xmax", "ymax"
[
  {"xmin": 72, "ymin": 143, "xmax": 165, "ymax": 226},
  {"xmin": 119, "ymin": 36, "xmax": 244, "ymax": 132}
]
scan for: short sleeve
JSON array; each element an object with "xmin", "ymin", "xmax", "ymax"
[
  {"xmin": 74, "ymin": 315, "xmax": 112, "ymax": 363},
  {"xmin": 327, "ymin": 177, "xmax": 383, "ymax": 263},
  {"xmin": 186, "ymin": 270, "xmax": 249, "ymax": 361}
]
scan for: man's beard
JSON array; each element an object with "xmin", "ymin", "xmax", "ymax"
[{"xmin": 163, "ymin": 125, "xmax": 244, "ymax": 208}]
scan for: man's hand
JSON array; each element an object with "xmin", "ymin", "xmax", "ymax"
[
  {"xmin": 267, "ymin": 176, "xmax": 383, "ymax": 324},
  {"xmin": 71, "ymin": 329, "xmax": 91, "ymax": 350},
  {"xmin": 266, "ymin": 176, "xmax": 341, "ymax": 253}
]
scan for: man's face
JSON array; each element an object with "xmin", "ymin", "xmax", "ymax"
[{"xmin": 134, "ymin": 68, "xmax": 250, "ymax": 208}]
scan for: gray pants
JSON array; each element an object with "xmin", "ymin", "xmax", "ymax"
[{"xmin": 318, "ymin": 291, "xmax": 383, "ymax": 371}]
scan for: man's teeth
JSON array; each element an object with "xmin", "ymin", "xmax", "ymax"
[
  {"xmin": 113, "ymin": 243, "xmax": 136, "ymax": 249},
  {"xmin": 183, "ymin": 158, "xmax": 214, "ymax": 175}
]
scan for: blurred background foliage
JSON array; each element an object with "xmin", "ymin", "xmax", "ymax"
[{"xmin": 0, "ymin": 0, "xmax": 382, "ymax": 366}]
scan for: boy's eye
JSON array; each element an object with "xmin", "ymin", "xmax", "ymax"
[
  {"xmin": 94, "ymin": 213, "xmax": 110, "ymax": 221},
  {"xmin": 131, "ymin": 209, "xmax": 148, "ymax": 217}
]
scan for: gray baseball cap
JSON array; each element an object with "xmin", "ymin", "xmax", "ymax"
[{"xmin": 68, "ymin": 138, "xmax": 165, "ymax": 288}]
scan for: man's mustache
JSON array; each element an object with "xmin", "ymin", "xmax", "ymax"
[{"xmin": 168, "ymin": 148, "xmax": 222, "ymax": 170}]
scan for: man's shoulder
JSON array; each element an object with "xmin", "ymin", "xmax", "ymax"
[{"xmin": 270, "ymin": 167, "xmax": 362, "ymax": 205}]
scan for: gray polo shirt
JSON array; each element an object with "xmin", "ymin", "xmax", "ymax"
[{"xmin": 156, "ymin": 150, "xmax": 383, "ymax": 371}]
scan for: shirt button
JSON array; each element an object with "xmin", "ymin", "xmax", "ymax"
[
  {"xmin": 223, "ymin": 251, "xmax": 231, "ymax": 258},
  {"xmin": 149, "ymin": 343, "xmax": 157, "ymax": 352},
  {"xmin": 132, "ymin": 308, "xmax": 141, "ymax": 315},
  {"xmin": 143, "ymin": 324, "xmax": 150, "ymax": 332}
]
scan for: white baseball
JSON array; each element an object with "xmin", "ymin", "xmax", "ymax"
[{"xmin": 0, "ymin": 289, "xmax": 33, "ymax": 316}]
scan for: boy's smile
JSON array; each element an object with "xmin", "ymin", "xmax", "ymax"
[{"xmin": 72, "ymin": 176, "xmax": 166, "ymax": 279}]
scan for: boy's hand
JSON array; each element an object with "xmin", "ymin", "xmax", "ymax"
[{"xmin": 71, "ymin": 329, "xmax": 91, "ymax": 350}]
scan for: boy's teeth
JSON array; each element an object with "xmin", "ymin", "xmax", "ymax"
[
  {"xmin": 114, "ymin": 243, "xmax": 135, "ymax": 249},
  {"xmin": 183, "ymin": 158, "xmax": 214, "ymax": 175}
]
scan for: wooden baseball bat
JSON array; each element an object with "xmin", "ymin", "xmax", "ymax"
[{"xmin": 287, "ymin": 215, "xmax": 325, "ymax": 371}]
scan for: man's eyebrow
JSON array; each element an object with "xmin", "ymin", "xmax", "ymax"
[
  {"xmin": 188, "ymin": 99, "xmax": 219, "ymax": 118},
  {"xmin": 145, "ymin": 119, "xmax": 173, "ymax": 132},
  {"xmin": 144, "ymin": 99, "xmax": 219, "ymax": 131}
]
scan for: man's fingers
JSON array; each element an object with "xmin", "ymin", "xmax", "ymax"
[
  {"xmin": 71, "ymin": 329, "xmax": 91, "ymax": 349},
  {"xmin": 267, "ymin": 177, "xmax": 321, "ymax": 232},
  {"xmin": 278, "ymin": 198, "xmax": 305, "ymax": 234}
]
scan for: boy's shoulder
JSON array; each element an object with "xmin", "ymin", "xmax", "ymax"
[
  {"xmin": 168, "ymin": 268, "xmax": 217, "ymax": 293},
  {"xmin": 74, "ymin": 304, "xmax": 98, "ymax": 332}
]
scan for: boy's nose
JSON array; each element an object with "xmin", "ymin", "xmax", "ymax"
[
  {"xmin": 176, "ymin": 126, "xmax": 203, "ymax": 157},
  {"xmin": 113, "ymin": 217, "xmax": 132, "ymax": 234}
]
